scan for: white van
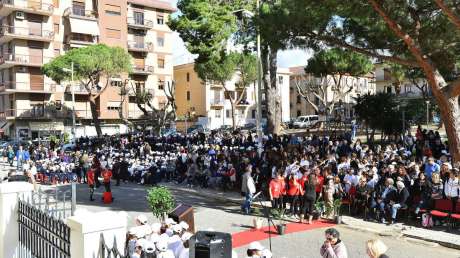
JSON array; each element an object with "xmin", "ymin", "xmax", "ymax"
[{"xmin": 293, "ymin": 115, "xmax": 320, "ymax": 128}]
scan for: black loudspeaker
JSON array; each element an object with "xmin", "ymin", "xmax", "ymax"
[{"xmin": 189, "ymin": 231, "xmax": 232, "ymax": 258}]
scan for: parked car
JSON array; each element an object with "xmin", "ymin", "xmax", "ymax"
[{"xmin": 293, "ymin": 115, "xmax": 320, "ymax": 128}]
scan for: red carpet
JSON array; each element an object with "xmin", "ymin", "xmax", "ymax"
[{"xmin": 231, "ymin": 220, "xmax": 334, "ymax": 248}]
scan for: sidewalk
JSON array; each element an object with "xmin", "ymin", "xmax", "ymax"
[{"xmin": 162, "ymin": 182, "xmax": 460, "ymax": 250}]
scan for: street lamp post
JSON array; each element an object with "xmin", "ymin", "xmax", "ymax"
[
  {"xmin": 425, "ymin": 100, "xmax": 430, "ymax": 129},
  {"xmin": 233, "ymin": 0, "xmax": 263, "ymax": 149},
  {"xmin": 63, "ymin": 62, "xmax": 76, "ymax": 140}
]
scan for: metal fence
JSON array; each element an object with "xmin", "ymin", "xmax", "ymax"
[
  {"xmin": 99, "ymin": 233, "xmax": 128, "ymax": 258},
  {"xmin": 27, "ymin": 183, "xmax": 76, "ymax": 220},
  {"xmin": 18, "ymin": 200, "xmax": 71, "ymax": 258}
]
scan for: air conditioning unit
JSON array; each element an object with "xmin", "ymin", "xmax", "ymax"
[{"xmin": 15, "ymin": 11, "xmax": 25, "ymax": 20}]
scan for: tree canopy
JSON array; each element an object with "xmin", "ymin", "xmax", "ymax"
[
  {"xmin": 43, "ymin": 44, "xmax": 132, "ymax": 84},
  {"xmin": 305, "ymin": 48, "xmax": 373, "ymax": 77}
]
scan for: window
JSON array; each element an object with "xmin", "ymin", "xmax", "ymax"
[
  {"xmin": 72, "ymin": 1, "xmax": 85, "ymax": 16},
  {"xmin": 54, "ymin": 48, "xmax": 60, "ymax": 56},
  {"xmin": 53, "ymin": 23, "xmax": 59, "ymax": 34},
  {"xmin": 105, "ymin": 4, "xmax": 121, "ymax": 16},
  {"xmin": 278, "ymin": 76, "xmax": 283, "ymax": 84},
  {"xmin": 186, "ymin": 72, "xmax": 190, "ymax": 82},
  {"xmin": 226, "ymin": 110, "xmax": 230, "ymax": 118},
  {"xmin": 296, "ymin": 95, "xmax": 301, "ymax": 104},
  {"xmin": 158, "ymin": 80, "xmax": 164, "ymax": 90},
  {"xmin": 133, "ymin": 11, "xmax": 144, "ymax": 25},
  {"xmin": 215, "ymin": 110, "xmax": 221, "ymax": 118},
  {"xmin": 297, "ymin": 110, "xmax": 301, "ymax": 117},
  {"xmin": 252, "ymin": 110, "xmax": 256, "ymax": 119},
  {"xmin": 186, "ymin": 91, "xmax": 190, "ymax": 101},
  {"xmin": 110, "ymin": 79, "xmax": 122, "ymax": 87},
  {"xmin": 55, "ymin": 100, "xmax": 61, "ymax": 110},
  {"xmin": 157, "ymin": 37, "xmax": 164, "ymax": 47},
  {"xmin": 157, "ymin": 58, "xmax": 165, "ymax": 69},
  {"xmin": 106, "ymin": 28, "xmax": 121, "ymax": 39},
  {"xmin": 386, "ymin": 86, "xmax": 392, "ymax": 94},
  {"xmin": 157, "ymin": 15, "xmax": 164, "ymax": 24}
]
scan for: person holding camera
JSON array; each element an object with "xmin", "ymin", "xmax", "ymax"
[{"xmin": 320, "ymin": 228, "xmax": 348, "ymax": 258}]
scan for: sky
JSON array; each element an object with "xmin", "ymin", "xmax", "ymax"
[{"xmin": 167, "ymin": 0, "xmax": 312, "ymax": 68}]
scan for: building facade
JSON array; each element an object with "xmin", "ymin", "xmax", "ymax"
[
  {"xmin": 289, "ymin": 66, "xmax": 376, "ymax": 119},
  {"xmin": 174, "ymin": 62, "xmax": 291, "ymax": 130},
  {"xmin": 374, "ymin": 63, "xmax": 430, "ymax": 98},
  {"xmin": 0, "ymin": 0, "xmax": 175, "ymax": 139}
]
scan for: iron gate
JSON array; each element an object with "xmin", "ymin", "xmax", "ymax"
[{"xmin": 18, "ymin": 199, "xmax": 71, "ymax": 258}]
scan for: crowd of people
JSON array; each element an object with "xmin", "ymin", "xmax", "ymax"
[
  {"xmin": 1, "ymin": 125, "xmax": 459, "ymax": 237},
  {"xmin": 3, "ymin": 126, "xmax": 460, "ymax": 225}
]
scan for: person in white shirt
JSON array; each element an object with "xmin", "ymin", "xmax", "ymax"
[
  {"xmin": 343, "ymin": 169, "xmax": 359, "ymax": 193},
  {"xmin": 178, "ymin": 232, "xmax": 193, "ymax": 258},
  {"xmin": 444, "ymin": 169, "xmax": 459, "ymax": 213}
]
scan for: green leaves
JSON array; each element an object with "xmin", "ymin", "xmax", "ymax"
[
  {"xmin": 146, "ymin": 186, "xmax": 175, "ymax": 220},
  {"xmin": 43, "ymin": 44, "xmax": 132, "ymax": 84},
  {"xmin": 355, "ymin": 92, "xmax": 402, "ymax": 136},
  {"xmin": 305, "ymin": 48, "xmax": 373, "ymax": 77},
  {"xmin": 170, "ymin": 0, "xmax": 240, "ymax": 63}
]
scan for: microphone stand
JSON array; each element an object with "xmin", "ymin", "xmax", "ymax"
[{"xmin": 253, "ymin": 191, "xmax": 276, "ymax": 252}]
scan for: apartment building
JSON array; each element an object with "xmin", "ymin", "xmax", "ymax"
[
  {"xmin": 289, "ymin": 66, "xmax": 376, "ymax": 119},
  {"xmin": 374, "ymin": 62, "xmax": 430, "ymax": 98},
  {"xmin": 0, "ymin": 0, "xmax": 175, "ymax": 139},
  {"xmin": 174, "ymin": 62, "xmax": 291, "ymax": 130}
]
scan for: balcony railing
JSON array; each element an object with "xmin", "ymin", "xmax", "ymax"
[
  {"xmin": 0, "ymin": 108, "xmax": 71, "ymax": 119},
  {"xmin": 65, "ymin": 34, "xmax": 98, "ymax": 45},
  {"xmin": 0, "ymin": 81, "xmax": 56, "ymax": 92},
  {"xmin": 210, "ymin": 99, "xmax": 224, "ymax": 106},
  {"xmin": 128, "ymin": 109, "xmax": 145, "ymax": 118},
  {"xmin": 132, "ymin": 65, "xmax": 154, "ymax": 74},
  {"xmin": 127, "ymin": 17, "xmax": 154, "ymax": 28},
  {"xmin": 64, "ymin": 7, "xmax": 97, "ymax": 19},
  {"xmin": 127, "ymin": 41, "xmax": 153, "ymax": 52},
  {"xmin": 0, "ymin": 53, "xmax": 52, "ymax": 66},
  {"xmin": 0, "ymin": 25, "xmax": 54, "ymax": 40},
  {"xmin": 0, "ymin": 0, "xmax": 54, "ymax": 14},
  {"xmin": 236, "ymin": 99, "xmax": 250, "ymax": 106}
]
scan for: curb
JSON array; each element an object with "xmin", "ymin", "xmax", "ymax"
[{"xmin": 165, "ymin": 184, "xmax": 460, "ymax": 251}]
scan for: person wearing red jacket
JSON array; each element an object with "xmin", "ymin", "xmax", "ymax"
[
  {"xmin": 287, "ymin": 173, "xmax": 303, "ymax": 217},
  {"xmin": 101, "ymin": 167, "xmax": 113, "ymax": 193},
  {"xmin": 269, "ymin": 172, "xmax": 285, "ymax": 210},
  {"xmin": 87, "ymin": 167, "xmax": 95, "ymax": 201}
]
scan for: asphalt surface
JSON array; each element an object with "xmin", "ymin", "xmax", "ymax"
[{"xmin": 2, "ymin": 168, "xmax": 459, "ymax": 258}]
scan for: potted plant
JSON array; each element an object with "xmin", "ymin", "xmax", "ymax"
[
  {"xmin": 313, "ymin": 200, "xmax": 325, "ymax": 220},
  {"xmin": 332, "ymin": 198, "xmax": 343, "ymax": 224},
  {"xmin": 271, "ymin": 208, "xmax": 287, "ymax": 235},
  {"xmin": 146, "ymin": 186, "xmax": 175, "ymax": 222},
  {"xmin": 252, "ymin": 208, "xmax": 264, "ymax": 230}
]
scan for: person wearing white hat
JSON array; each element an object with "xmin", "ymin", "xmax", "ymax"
[
  {"xmin": 179, "ymin": 221, "xmax": 189, "ymax": 232},
  {"xmin": 168, "ymin": 224, "xmax": 184, "ymax": 257},
  {"xmin": 246, "ymin": 241, "xmax": 265, "ymax": 258},
  {"xmin": 155, "ymin": 239, "xmax": 175, "ymax": 258},
  {"xmin": 178, "ymin": 232, "xmax": 193, "ymax": 258}
]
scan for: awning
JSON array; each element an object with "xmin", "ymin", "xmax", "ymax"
[{"xmin": 69, "ymin": 18, "xmax": 100, "ymax": 36}]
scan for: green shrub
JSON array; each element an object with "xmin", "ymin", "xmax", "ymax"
[{"xmin": 146, "ymin": 187, "xmax": 175, "ymax": 220}]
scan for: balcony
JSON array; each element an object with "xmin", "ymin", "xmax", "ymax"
[
  {"xmin": 131, "ymin": 65, "xmax": 154, "ymax": 75},
  {"xmin": 65, "ymin": 34, "xmax": 98, "ymax": 48},
  {"xmin": 209, "ymin": 81, "xmax": 223, "ymax": 89},
  {"xmin": 127, "ymin": 17, "xmax": 154, "ymax": 30},
  {"xmin": 210, "ymin": 99, "xmax": 224, "ymax": 109},
  {"xmin": 0, "ymin": 25, "xmax": 54, "ymax": 43},
  {"xmin": 64, "ymin": 7, "xmax": 97, "ymax": 20},
  {"xmin": 0, "ymin": 53, "xmax": 52, "ymax": 68},
  {"xmin": 0, "ymin": 107, "xmax": 71, "ymax": 120},
  {"xmin": 127, "ymin": 41, "xmax": 153, "ymax": 52},
  {"xmin": 65, "ymin": 84, "xmax": 89, "ymax": 95},
  {"xmin": 0, "ymin": 81, "xmax": 56, "ymax": 93},
  {"xmin": 0, "ymin": 0, "xmax": 54, "ymax": 16},
  {"xmin": 128, "ymin": 109, "xmax": 145, "ymax": 119}
]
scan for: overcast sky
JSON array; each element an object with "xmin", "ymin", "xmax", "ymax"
[{"xmin": 167, "ymin": 0, "xmax": 311, "ymax": 68}]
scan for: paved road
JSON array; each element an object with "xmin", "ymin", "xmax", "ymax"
[{"xmin": 8, "ymin": 177, "xmax": 460, "ymax": 258}]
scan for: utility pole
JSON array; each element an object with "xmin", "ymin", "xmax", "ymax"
[
  {"xmin": 63, "ymin": 62, "xmax": 76, "ymax": 140},
  {"xmin": 255, "ymin": 0, "xmax": 263, "ymax": 150}
]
